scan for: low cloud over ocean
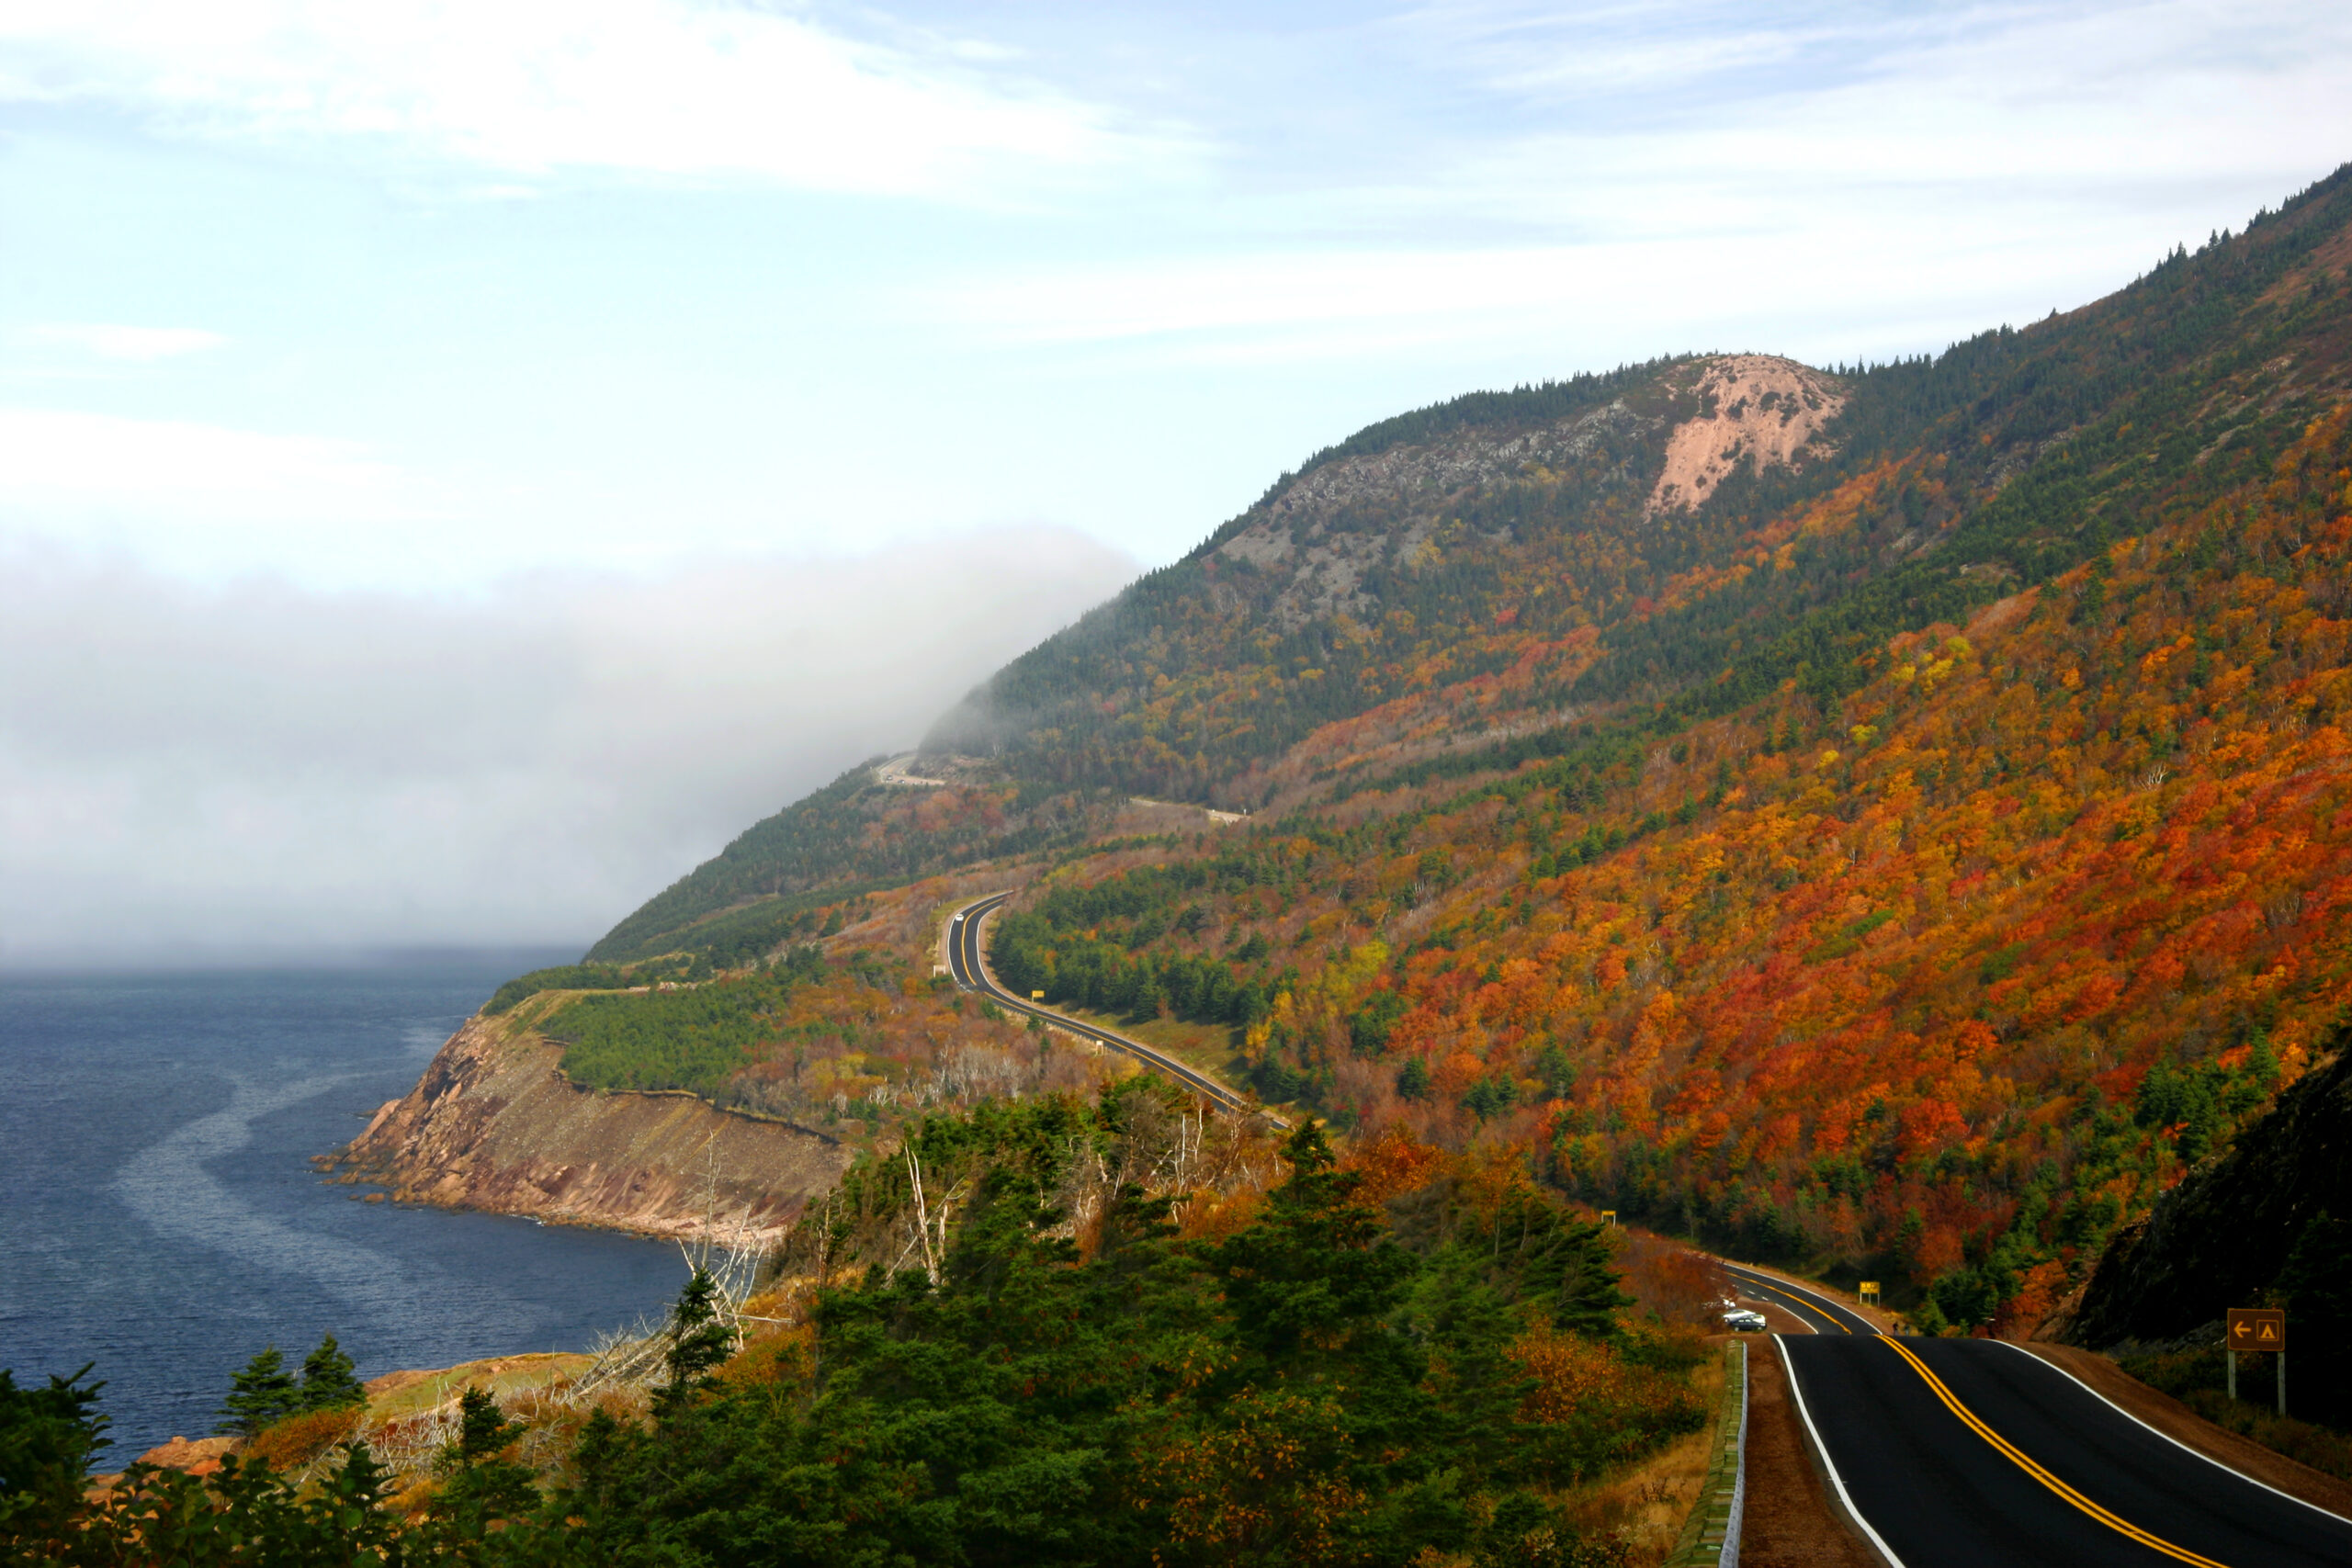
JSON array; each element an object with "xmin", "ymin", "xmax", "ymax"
[{"xmin": 0, "ymin": 529, "xmax": 1131, "ymax": 965}]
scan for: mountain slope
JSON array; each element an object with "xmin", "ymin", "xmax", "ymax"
[
  {"xmin": 597, "ymin": 165, "xmax": 2352, "ymax": 967},
  {"xmin": 473, "ymin": 167, "xmax": 2352, "ymax": 1353}
]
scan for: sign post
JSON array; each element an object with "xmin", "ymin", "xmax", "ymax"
[
  {"xmin": 2226, "ymin": 1309, "xmax": 2286, "ymax": 1415},
  {"xmin": 1600, "ymin": 1210, "xmax": 1617, "ymax": 1227},
  {"xmin": 1859, "ymin": 1281, "xmax": 1882, "ymax": 1308}
]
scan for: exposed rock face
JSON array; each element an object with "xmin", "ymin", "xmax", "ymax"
[
  {"xmin": 1205, "ymin": 354, "xmax": 1846, "ymax": 632},
  {"xmin": 331, "ymin": 1012, "xmax": 853, "ymax": 1246},
  {"xmin": 1213, "ymin": 397, "xmax": 1662, "ymax": 630},
  {"xmin": 1647, "ymin": 355, "xmax": 1844, "ymax": 514}
]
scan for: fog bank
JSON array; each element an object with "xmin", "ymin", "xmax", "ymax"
[{"xmin": 0, "ymin": 529, "xmax": 1132, "ymax": 967}]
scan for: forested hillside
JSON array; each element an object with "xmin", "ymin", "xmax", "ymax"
[
  {"xmin": 526, "ymin": 167, "xmax": 2352, "ymax": 1341},
  {"xmin": 2069, "ymin": 1034, "xmax": 2352, "ymax": 1430},
  {"xmin": 598, "ymin": 165, "xmax": 2352, "ymax": 966},
  {"xmin": 991, "ymin": 395, "xmax": 2352, "ymax": 1330}
]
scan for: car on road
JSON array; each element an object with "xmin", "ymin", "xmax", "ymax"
[{"xmin": 1721, "ymin": 1307, "xmax": 1768, "ymax": 1332}]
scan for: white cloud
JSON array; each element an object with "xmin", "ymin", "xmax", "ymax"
[
  {"xmin": 0, "ymin": 407, "xmax": 416, "ymax": 523},
  {"xmin": 1399, "ymin": 0, "xmax": 2350, "ymax": 212},
  {"xmin": 0, "ymin": 528, "xmax": 1135, "ymax": 965},
  {"xmin": 932, "ymin": 0, "xmax": 2351, "ymax": 367},
  {"xmin": 0, "ymin": 0, "xmax": 1174, "ymax": 198},
  {"xmin": 927, "ymin": 220, "xmax": 2086, "ymax": 363},
  {"xmin": 27, "ymin": 323, "xmax": 228, "ymax": 361}
]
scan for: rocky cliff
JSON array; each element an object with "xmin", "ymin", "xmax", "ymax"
[
  {"xmin": 327, "ymin": 1005, "xmax": 853, "ymax": 1245},
  {"xmin": 2066, "ymin": 1040, "xmax": 2352, "ymax": 1348}
]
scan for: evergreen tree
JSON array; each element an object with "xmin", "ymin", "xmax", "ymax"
[
  {"xmin": 216, "ymin": 1348, "xmax": 300, "ymax": 1438},
  {"xmin": 297, "ymin": 1335, "xmax": 366, "ymax": 1413},
  {"xmin": 451, "ymin": 1386, "xmax": 524, "ymax": 1465},
  {"xmin": 432, "ymin": 1387, "xmax": 537, "ymax": 1537},
  {"xmin": 1396, "ymin": 1055, "xmax": 1430, "ymax": 1101},
  {"xmin": 0, "ymin": 1364, "xmax": 109, "ymax": 1545},
  {"xmin": 657, "ymin": 1269, "xmax": 735, "ymax": 1415}
]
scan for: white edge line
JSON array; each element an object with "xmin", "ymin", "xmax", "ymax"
[
  {"xmin": 1733, "ymin": 1265, "xmax": 1877, "ymax": 1335},
  {"xmin": 1777, "ymin": 1333, "xmax": 1911, "ymax": 1568},
  {"xmin": 1735, "ymin": 1275, "xmax": 1831, "ymax": 1335},
  {"xmin": 1990, "ymin": 1340, "xmax": 2352, "ymax": 1529}
]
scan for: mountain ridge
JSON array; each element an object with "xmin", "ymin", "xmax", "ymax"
[
  {"xmin": 592, "ymin": 167, "xmax": 2352, "ymax": 966},
  {"xmin": 433, "ymin": 169, "xmax": 2352, "ymax": 1358}
]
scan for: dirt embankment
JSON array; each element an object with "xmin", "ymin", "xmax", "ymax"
[{"xmin": 325, "ymin": 1010, "xmax": 854, "ymax": 1246}]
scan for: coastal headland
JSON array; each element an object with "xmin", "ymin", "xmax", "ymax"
[{"xmin": 323, "ymin": 1000, "xmax": 852, "ymax": 1246}]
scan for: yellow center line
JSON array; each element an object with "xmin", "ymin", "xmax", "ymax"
[
  {"xmin": 1879, "ymin": 1336, "xmax": 2231, "ymax": 1568},
  {"xmin": 1744, "ymin": 1277, "xmax": 1850, "ymax": 1334}
]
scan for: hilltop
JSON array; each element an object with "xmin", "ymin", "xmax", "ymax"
[
  {"xmin": 596, "ymin": 169, "xmax": 2352, "ymax": 973},
  {"xmin": 448, "ymin": 165, "xmax": 2352, "ymax": 1342}
]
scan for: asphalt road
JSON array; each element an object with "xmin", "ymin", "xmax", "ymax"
[
  {"xmin": 1723, "ymin": 1262, "xmax": 2352, "ymax": 1566},
  {"xmin": 944, "ymin": 893, "xmax": 1277, "ymax": 1123}
]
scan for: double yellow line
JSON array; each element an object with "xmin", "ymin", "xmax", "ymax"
[
  {"xmin": 1741, "ymin": 1275, "xmax": 1852, "ymax": 1333},
  {"xmin": 1878, "ymin": 1336, "xmax": 2230, "ymax": 1567}
]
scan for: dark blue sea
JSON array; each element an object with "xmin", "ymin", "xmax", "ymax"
[{"xmin": 0, "ymin": 957, "xmax": 691, "ymax": 1456}]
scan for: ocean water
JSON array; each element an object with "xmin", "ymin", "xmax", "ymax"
[{"xmin": 0, "ymin": 957, "xmax": 693, "ymax": 1456}]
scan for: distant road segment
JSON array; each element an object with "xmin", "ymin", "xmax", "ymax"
[
  {"xmin": 944, "ymin": 893, "xmax": 1279, "ymax": 1125},
  {"xmin": 1724, "ymin": 1262, "xmax": 1877, "ymax": 1336}
]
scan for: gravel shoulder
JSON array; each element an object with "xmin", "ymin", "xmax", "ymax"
[{"xmin": 1738, "ymin": 1335, "xmax": 1884, "ymax": 1568}]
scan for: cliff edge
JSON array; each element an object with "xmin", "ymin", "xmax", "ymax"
[
  {"xmin": 327, "ymin": 1004, "xmax": 853, "ymax": 1245},
  {"xmin": 2065, "ymin": 1041, "xmax": 2352, "ymax": 1349}
]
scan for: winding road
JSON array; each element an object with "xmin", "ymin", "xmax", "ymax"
[
  {"xmin": 944, "ymin": 893, "xmax": 1279, "ymax": 1125},
  {"xmin": 1721, "ymin": 1262, "xmax": 2352, "ymax": 1567},
  {"xmin": 943, "ymin": 892, "xmax": 2347, "ymax": 1563}
]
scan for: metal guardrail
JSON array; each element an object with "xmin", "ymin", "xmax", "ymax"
[{"xmin": 1667, "ymin": 1339, "xmax": 1749, "ymax": 1567}]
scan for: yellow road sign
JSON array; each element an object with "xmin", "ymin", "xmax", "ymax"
[
  {"xmin": 1599, "ymin": 1210, "xmax": 1617, "ymax": 1226},
  {"xmin": 1031, "ymin": 989, "xmax": 1045, "ymax": 1000},
  {"xmin": 1859, "ymin": 1280, "xmax": 1882, "ymax": 1304}
]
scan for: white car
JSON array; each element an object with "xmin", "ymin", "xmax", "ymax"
[{"xmin": 1721, "ymin": 1307, "xmax": 1769, "ymax": 1333}]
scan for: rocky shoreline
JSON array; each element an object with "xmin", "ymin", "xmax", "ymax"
[{"xmin": 323, "ymin": 1008, "xmax": 852, "ymax": 1247}]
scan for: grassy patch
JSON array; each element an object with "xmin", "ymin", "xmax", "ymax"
[{"xmin": 2119, "ymin": 1343, "xmax": 2352, "ymax": 1481}]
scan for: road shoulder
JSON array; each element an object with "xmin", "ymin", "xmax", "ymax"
[
  {"xmin": 1738, "ymin": 1337, "xmax": 1885, "ymax": 1567},
  {"xmin": 2018, "ymin": 1343, "xmax": 2352, "ymax": 1521}
]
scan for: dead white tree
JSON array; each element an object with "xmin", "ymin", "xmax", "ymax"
[{"xmin": 906, "ymin": 1146, "xmax": 937, "ymax": 1285}]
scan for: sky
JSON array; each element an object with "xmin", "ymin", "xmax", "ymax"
[{"xmin": 2, "ymin": 1, "xmax": 2346, "ymax": 964}]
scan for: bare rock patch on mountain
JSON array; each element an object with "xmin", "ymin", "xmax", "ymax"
[
  {"xmin": 1213, "ymin": 396, "xmax": 1660, "ymax": 630},
  {"xmin": 1647, "ymin": 355, "xmax": 1845, "ymax": 514}
]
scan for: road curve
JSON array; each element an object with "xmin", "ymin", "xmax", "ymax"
[
  {"xmin": 944, "ymin": 893, "xmax": 1282, "ymax": 1127},
  {"xmin": 1717, "ymin": 1258, "xmax": 2352, "ymax": 1566},
  {"xmin": 1724, "ymin": 1261, "xmax": 1877, "ymax": 1336}
]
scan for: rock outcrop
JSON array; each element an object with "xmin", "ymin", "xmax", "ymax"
[
  {"xmin": 2065, "ymin": 1043, "xmax": 2352, "ymax": 1348},
  {"xmin": 329, "ymin": 1009, "xmax": 853, "ymax": 1246},
  {"xmin": 1645, "ymin": 355, "xmax": 1844, "ymax": 514},
  {"xmin": 1211, "ymin": 394, "xmax": 1665, "ymax": 631}
]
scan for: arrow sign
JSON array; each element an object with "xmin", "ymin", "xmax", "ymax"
[{"xmin": 2227, "ymin": 1307, "xmax": 2286, "ymax": 1350}]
